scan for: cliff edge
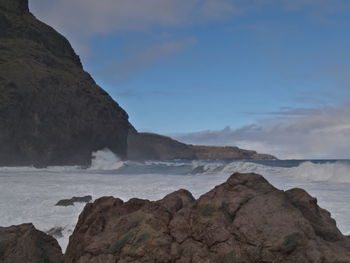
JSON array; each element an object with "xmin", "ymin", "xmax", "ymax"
[{"xmin": 0, "ymin": 0, "xmax": 130, "ymax": 167}]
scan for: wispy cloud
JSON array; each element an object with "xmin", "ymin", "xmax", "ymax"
[
  {"xmin": 93, "ymin": 37, "xmax": 197, "ymax": 82},
  {"xmin": 116, "ymin": 38, "xmax": 197, "ymax": 76},
  {"xmin": 30, "ymin": 0, "xmax": 236, "ymax": 37},
  {"xmin": 171, "ymin": 104, "xmax": 350, "ymax": 159},
  {"xmin": 29, "ymin": 0, "xmax": 350, "ymax": 52},
  {"xmin": 243, "ymin": 106, "xmax": 332, "ymax": 117},
  {"xmin": 114, "ymin": 89, "xmax": 173, "ymax": 99}
]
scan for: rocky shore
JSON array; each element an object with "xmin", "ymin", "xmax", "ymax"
[{"xmin": 1, "ymin": 173, "xmax": 349, "ymax": 263}]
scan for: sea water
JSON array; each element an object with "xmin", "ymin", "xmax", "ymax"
[{"xmin": 0, "ymin": 150, "xmax": 349, "ymax": 251}]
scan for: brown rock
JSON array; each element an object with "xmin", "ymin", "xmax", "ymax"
[
  {"xmin": 65, "ymin": 173, "xmax": 350, "ymax": 262},
  {"xmin": 0, "ymin": 223, "xmax": 63, "ymax": 263}
]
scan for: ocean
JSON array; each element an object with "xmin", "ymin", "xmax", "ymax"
[{"xmin": 1, "ymin": 149, "xmax": 349, "ymax": 251}]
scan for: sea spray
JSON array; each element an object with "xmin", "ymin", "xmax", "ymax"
[
  {"xmin": 1, "ymin": 159, "xmax": 349, "ymax": 251},
  {"xmin": 90, "ymin": 148, "xmax": 124, "ymax": 170},
  {"xmin": 288, "ymin": 161, "xmax": 350, "ymax": 183},
  {"xmin": 190, "ymin": 160, "xmax": 350, "ymax": 183}
]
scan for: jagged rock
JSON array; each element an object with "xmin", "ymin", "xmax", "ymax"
[
  {"xmin": 0, "ymin": 223, "xmax": 63, "ymax": 263},
  {"xmin": 128, "ymin": 132, "xmax": 276, "ymax": 161},
  {"xmin": 55, "ymin": 195, "xmax": 92, "ymax": 206},
  {"xmin": 0, "ymin": 0, "xmax": 131, "ymax": 167},
  {"xmin": 46, "ymin": 227, "xmax": 64, "ymax": 239},
  {"xmin": 65, "ymin": 173, "xmax": 350, "ymax": 263}
]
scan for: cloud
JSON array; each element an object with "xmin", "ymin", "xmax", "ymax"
[
  {"xmin": 29, "ymin": 0, "xmax": 350, "ymax": 61},
  {"xmin": 114, "ymin": 89, "xmax": 173, "ymax": 98},
  {"xmin": 243, "ymin": 107, "xmax": 332, "ymax": 116},
  {"xmin": 29, "ymin": 0, "xmax": 350, "ymax": 44},
  {"xmin": 280, "ymin": 0, "xmax": 348, "ymax": 12},
  {"xmin": 28, "ymin": 0, "xmax": 225, "ymax": 71},
  {"xmin": 116, "ymin": 38, "xmax": 197, "ymax": 76},
  {"xmin": 93, "ymin": 37, "xmax": 197, "ymax": 82},
  {"xmin": 171, "ymin": 104, "xmax": 350, "ymax": 159},
  {"xmin": 29, "ymin": 0, "xmax": 236, "ymax": 37}
]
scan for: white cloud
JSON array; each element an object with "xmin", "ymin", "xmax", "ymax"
[
  {"xmin": 29, "ymin": 0, "xmax": 233, "ymax": 65},
  {"xmin": 171, "ymin": 104, "xmax": 350, "ymax": 159},
  {"xmin": 30, "ymin": 0, "xmax": 236, "ymax": 37},
  {"xmin": 91, "ymin": 37, "xmax": 197, "ymax": 82}
]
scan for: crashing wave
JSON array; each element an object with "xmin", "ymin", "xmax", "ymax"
[
  {"xmin": 190, "ymin": 160, "xmax": 350, "ymax": 183},
  {"xmin": 90, "ymin": 148, "xmax": 124, "ymax": 170}
]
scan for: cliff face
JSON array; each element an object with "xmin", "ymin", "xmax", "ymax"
[
  {"xmin": 65, "ymin": 173, "xmax": 350, "ymax": 262},
  {"xmin": 127, "ymin": 132, "xmax": 276, "ymax": 161},
  {"xmin": 0, "ymin": 0, "xmax": 130, "ymax": 167}
]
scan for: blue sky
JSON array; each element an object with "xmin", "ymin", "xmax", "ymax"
[{"xmin": 30, "ymin": 0, "xmax": 350, "ymax": 158}]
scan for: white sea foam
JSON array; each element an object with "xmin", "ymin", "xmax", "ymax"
[
  {"xmin": 90, "ymin": 148, "xmax": 124, "ymax": 170},
  {"xmin": 191, "ymin": 161, "xmax": 350, "ymax": 183},
  {"xmin": 288, "ymin": 161, "xmax": 350, "ymax": 183},
  {"xmin": 0, "ymin": 159, "xmax": 349, "ymax": 252},
  {"xmin": 145, "ymin": 160, "xmax": 187, "ymax": 167}
]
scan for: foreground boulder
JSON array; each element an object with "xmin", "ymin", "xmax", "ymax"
[
  {"xmin": 0, "ymin": 0, "xmax": 130, "ymax": 167},
  {"xmin": 0, "ymin": 223, "xmax": 63, "ymax": 263},
  {"xmin": 128, "ymin": 132, "xmax": 276, "ymax": 161},
  {"xmin": 65, "ymin": 173, "xmax": 350, "ymax": 262}
]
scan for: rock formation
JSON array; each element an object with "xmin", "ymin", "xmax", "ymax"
[
  {"xmin": 0, "ymin": 223, "xmax": 63, "ymax": 263},
  {"xmin": 128, "ymin": 132, "xmax": 276, "ymax": 161},
  {"xmin": 0, "ymin": 0, "xmax": 131, "ymax": 167},
  {"xmin": 65, "ymin": 172, "xmax": 350, "ymax": 262},
  {"xmin": 55, "ymin": 196, "xmax": 92, "ymax": 207}
]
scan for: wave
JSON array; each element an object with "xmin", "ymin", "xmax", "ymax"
[
  {"xmin": 144, "ymin": 160, "xmax": 188, "ymax": 167},
  {"xmin": 190, "ymin": 161, "xmax": 277, "ymax": 175},
  {"xmin": 190, "ymin": 160, "xmax": 350, "ymax": 183},
  {"xmin": 287, "ymin": 161, "xmax": 350, "ymax": 183},
  {"xmin": 89, "ymin": 148, "xmax": 124, "ymax": 170}
]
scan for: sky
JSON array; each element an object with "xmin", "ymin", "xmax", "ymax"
[{"xmin": 29, "ymin": 0, "xmax": 350, "ymax": 159}]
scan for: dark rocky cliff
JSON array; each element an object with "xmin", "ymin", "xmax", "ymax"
[
  {"xmin": 128, "ymin": 131, "xmax": 277, "ymax": 160},
  {"xmin": 0, "ymin": 0, "xmax": 130, "ymax": 167}
]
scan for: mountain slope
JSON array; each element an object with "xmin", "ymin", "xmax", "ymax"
[{"xmin": 0, "ymin": 0, "xmax": 130, "ymax": 167}]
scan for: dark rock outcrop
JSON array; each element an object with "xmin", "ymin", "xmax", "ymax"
[
  {"xmin": 55, "ymin": 196, "xmax": 92, "ymax": 206},
  {"xmin": 128, "ymin": 132, "xmax": 276, "ymax": 161},
  {"xmin": 127, "ymin": 132, "xmax": 196, "ymax": 160},
  {"xmin": 0, "ymin": 0, "xmax": 130, "ymax": 167},
  {"xmin": 0, "ymin": 223, "xmax": 63, "ymax": 263},
  {"xmin": 46, "ymin": 227, "xmax": 64, "ymax": 239},
  {"xmin": 65, "ymin": 173, "xmax": 350, "ymax": 263}
]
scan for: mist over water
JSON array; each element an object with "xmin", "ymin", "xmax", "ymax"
[{"xmin": 0, "ymin": 150, "xmax": 349, "ymax": 251}]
